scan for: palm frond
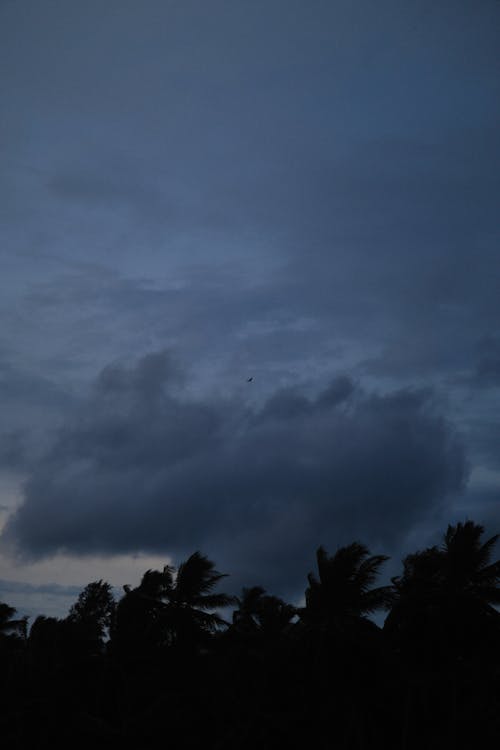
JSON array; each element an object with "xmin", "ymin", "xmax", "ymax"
[
  {"xmin": 238, "ymin": 586, "xmax": 266, "ymax": 611},
  {"xmin": 362, "ymin": 585, "xmax": 395, "ymax": 613},
  {"xmin": 305, "ymin": 542, "xmax": 390, "ymax": 621},
  {"xmin": 477, "ymin": 534, "xmax": 500, "ymax": 569},
  {"xmin": 192, "ymin": 592, "xmax": 238, "ymax": 610},
  {"xmin": 175, "ymin": 551, "xmax": 228, "ymax": 603},
  {"xmin": 355, "ymin": 554, "xmax": 390, "ymax": 592},
  {"xmin": 473, "ymin": 560, "xmax": 500, "ymax": 586}
]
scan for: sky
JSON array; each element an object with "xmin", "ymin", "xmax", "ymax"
[{"xmin": 1, "ymin": 0, "xmax": 499, "ymax": 619}]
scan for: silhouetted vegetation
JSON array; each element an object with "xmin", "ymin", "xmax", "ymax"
[{"xmin": 1, "ymin": 521, "xmax": 500, "ymax": 748}]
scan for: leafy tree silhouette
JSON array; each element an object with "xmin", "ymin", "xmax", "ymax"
[
  {"xmin": 67, "ymin": 580, "xmax": 116, "ymax": 653},
  {"xmin": 0, "ymin": 601, "xmax": 27, "ymax": 640},
  {"xmin": 29, "ymin": 615, "xmax": 61, "ymax": 649}
]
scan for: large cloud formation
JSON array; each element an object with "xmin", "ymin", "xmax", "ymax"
[{"xmin": 3, "ymin": 352, "xmax": 466, "ymax": 593}]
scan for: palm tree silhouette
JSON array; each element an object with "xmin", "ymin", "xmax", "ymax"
[
  {"xmin": 302, "ymin": 543, "xmax": 393, "ymax": 629},
  {"xmin": 167, "ymin": 551, "xmax": 236, "ymax": 648},
  {"xmin": 295, "ymin": 545, "xmax": 393, "ymax": 749},
  {"xmin": 232, "ymin": 586, "xmax": 266, "ymax": 632},
  {"xmin": 112, "ymin": 565, "xmax": 176, "ymax": 652},
  {"xmin": 113, "ymin": 552, "xmax": 235, "ymax": 652},
  {"xmin": 232, "ymin": 586, "xmax": 296, "ymax": 639},
  {"xmin": 441, "ymin": 521, "xmax": 500, "ymax": 606},
  {"xmin": 386, "ymin": 521, "xmax": 500, "ymax": 657},
  {"xmin": 385, "ymin": 522, "xmax": 500, "ymax": 746},
  {"xmin": 438, "ymin": 521, "xmax": 500, "ymax": 664},
  {"xmin": 384, "ymin": 545, "xmax": 443, "ymax": 646}
]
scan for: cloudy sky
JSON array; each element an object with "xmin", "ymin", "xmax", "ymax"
[{"xmin": 1, "ymin": 0, "xmax": 499, "ymax": 618}]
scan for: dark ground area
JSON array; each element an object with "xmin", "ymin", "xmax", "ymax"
[{"xmin": 2, "ymin": 521, "xmax": 500, "ymax": 749}]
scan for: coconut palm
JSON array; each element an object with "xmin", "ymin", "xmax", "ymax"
[
  {"xmin": 295, "ymin": 545, "xmax": 393, "ymax": 748},
  {"xmin": 441, "ymin": 521, "xmax": 500, "ymax": 606},
  {"xmin": 113, "ymin": 552, "xmax": 235, "ymax": 652},
  {"xmin": 167, "ymin": 551, "xmax": 236, "ymax": 646},
  {"xmin": 232, "ymin": 586, "xmax": 296, "ymax": 638},
  {"xmin": 302, "ymin": 543, "xmax": 393, "ymax": 629},
  {"xmin": 232, "ymin": 586, "xmax": 266, "ymax": 632},
  {"xmin": 112, "ymin": 565, "xmax": 176, "ymax": 652},
  {"xmin": 384, "ymin": 523, "xmax": 500, "ymax": 748},
  {"xmin": 384, "ymin": 545, "xmax": 444, "ymax": 659},
  {"xmin": 389, "ymin": 521, "xmax": 500, "ymax": 616},
  {"xmin": 385, "ymin": 521, "xmax": 500, "ymax": 661}
]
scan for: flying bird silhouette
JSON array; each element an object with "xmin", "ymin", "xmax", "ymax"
[{"xmin": 247, "ymin": 377, "xmax": 253, "ymax": 382}]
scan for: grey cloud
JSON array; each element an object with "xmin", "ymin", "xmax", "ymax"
[
  {"xmin": 0, "ymin": 359, "xmax": 74, "ymax": 469},
  {"xmin": 46, "ymin": 156, "xmax": 181, "ymax": 231},
  {"xmin": 4, "ymin": 352, "xmax": 467, "ymax": 594},
  {"xmin": 0, "ymin": 359, "xmax": 68, "ymax": 407},
  {"xmin": 0, "ymin": 579, "xmax": 81, "ymax": 598},
  {"xmin": 48, "ymin": 170, "xmax": 161, "ymax": 215}
]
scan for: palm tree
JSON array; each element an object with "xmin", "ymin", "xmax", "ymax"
[
  {"xmin": 232, "ymin": 586, "xmax": 296, "ymax": 639},
  {"xmin": 386, "ymin": 521, "xmax": 500, "ymax": 661},
  {"xmin": 386, "ymin": 521, "xmax": 500, "ymax": 638},
  {"xmin": 437, "ymin": 521, "xmax": 500, "ymax": 663},
  {"xmin": 113, "ymin": 552, "xmax": 235, "ymax": 653},
  {"xmin": 232, "ymin": 586, "xmax": 266, "ymax": 633},
  {"xmin": 441, "ymin": 521, "xmax": 500, "ymax": 607},
  {"xmin": 384, "ymin": 546, "xmax": 443, "ymax": 639},
  {"xmin": 385, "ymin": 523, "xmax": 500, "ymax": 746},
  {"xmin": 296, "ymin": 545, "xmax": 393, "ymax": 749},
  {"xmin": 168, "ymin": 551, "xmax": 236, "ymax": 647},
  {"xmin": 112, "ymin": 565, "xmax": 176, "ymax": 653},
  {"xmin": 302, "ymin": 543, "xmax": 393, "ymax": 630}
]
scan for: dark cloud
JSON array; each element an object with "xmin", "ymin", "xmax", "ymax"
[
  {"xmin": 0, "ymin": 1, "xmax": 499, "ymax": 610},
  {"xmin": 1, "ymin": 3, "xmax": 498, "ymax": 403},
  {"xmin": 474, "ymin": 337, "xmax": 500, "ymax": 387},
  {"xmin": 4, "ymin": 352, "xmax": 467, "ymax": 594}
]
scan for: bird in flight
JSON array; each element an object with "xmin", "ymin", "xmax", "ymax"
[{"xmin": 247, "ymin": 377, "xmax": 253, "ymax": 382}]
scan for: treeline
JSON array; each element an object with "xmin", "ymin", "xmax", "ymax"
[{"xmin": 1, "ymin": 520, "xmax": 500, "ymax": 748}]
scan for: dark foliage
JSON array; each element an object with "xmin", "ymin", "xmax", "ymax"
[{"xmin": 2, "ymin": 522, "xmax": 500, "ymax": 749}]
